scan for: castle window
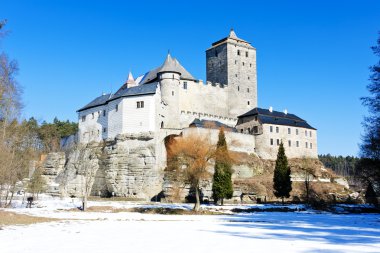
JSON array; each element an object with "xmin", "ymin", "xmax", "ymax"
[
  {"xmin": 237, "ymin": 50, "xmax": 240, "ymax": 56},
  {"xmin": 270, "ymin": 138, "xmax": 273, "ymax": 145},
  {"xmin": 172, "ymin": 74, "xmax": 174, "ymax": 79},
  {"xmin": 246, "ymin": 51, "xmax": 249, "ymax": 57},
  {"xmin": 305, "ymin": 142, "xmax": 308, "ymax": 148},
  {"xmin": 310, "ymin": 131, "xmax": 312, "ymax": 137},
  {"xmin": 296, "ymin": 141, "xmax": 299, "ymax": 147},
  {"xmin": 172, "ymin": 91, "xmax": 174, "ymax": 96},
  {"xmin": 183, "ymin": 81, "xmax": 187, "ymax": 90},
  {"xmin": 253, "ymin": 126, "xmax": 258, "ymax": 134},
  {"xmin": 277, "ymin": 139, "xmax": 280, "ymax": 146},
  {"xmin": 103, "ymin": 110, "xmax": 106, "ymax": 116},
  {"xmin": 215, "ymin": 50, "xmax": 218, "ymax": 57},
  {"xmin": 305, "ymin": 130, "xmax": 308, "ymax": 137},
  {"xmin": 250, "ymin": 63, "xmax": 252, "ymax": 67},
  {"xmin": 237, "ymin": 86, "xmax": 240, "ymax": 91},
  {"xmin": 255, "ymin": 116, "xmax": 257, "ymax": 121},
  {"xmin": 276, "ymin": 127, "xmax": 279, "ymax": 133},
  {"xmin": 103, "ymin": 127, "xmax": 107, "ymax": 133},
  {"xmin": 115, "ymin": 104, "xmax": 119, "ymax": 112},
  {"xmin": 248, "ymin": 76, "xmax": 250, "ymax": 80},
  {"xmin": 242, "ymin": 62, "xmax": 245, "ymax": 66},
  {"xmin": 288, "ymin": 128, "xmax": 291, "ymax": 134},
  {"xmin": 296, "ymin": 129, "xmax": 299, "ymax": 135},
  {"xmin": 270, "ymin": 126, "xmax": 273, "ymax": 132},
  {"xmin": 92, "ymin": 113, "xmax": 94, "ymax": 119},
  {"xmin": 81, "ymin": 116, "xmax": 86, "ymax": 122},
  {"xmin": 137, "ymin": 101, "xmax": 144, "ymax": 108},
  {"xmin": 161, "ymin": 121, "xmax": 164, "ymax": 129},
  {"xmin": 288, "ymin": 140, "xmax": 291, "ymax": 147},
  {"xmin": 240, "ymin": 129, "xmax": 243, "ymax": 133},
  {"xmin": 310, "ymin": 143, "xmax": 313, "ymax": 149},
  {"xmin": 247, "ymin": 88, "xmax": 249, "ymax": 93},
  {"xmin": 97, "ymin": 129, "xmax": 100, "ymax": 136},
  {"xmin": 235, "ymin": 60, "xmax": 237, "ymax": 64},
  {"xmin": 247, "ymin": 101, "xmax": 250, "ymax": 105},
  {"xmin": 235, "ymin": 74, "xmax": 238, "ymax": 77}
]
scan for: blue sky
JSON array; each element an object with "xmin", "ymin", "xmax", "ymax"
[{"xmin": 1, "ymin": 0, "xmax": 379, "ymax": 156}]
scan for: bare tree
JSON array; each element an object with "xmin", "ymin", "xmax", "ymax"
[
  {"xmin": 72, "ymin": 143, "xmax": 98, "ymax": 211},
  {"xmin": 301, "ymin": 157, "xmax": 314, "ymax": 204},
  {"xmin": 166, "ymin": 133, "xmax": 215, "ymax": 212}
]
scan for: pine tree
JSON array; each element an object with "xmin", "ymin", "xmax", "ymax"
[
  {"xmin": 359, "ymin": 32, "xmax": 380, "ymax": 186},
  {"xmin": 273, "ymin": 142, "xmax": 292, "ymax": 204},
  {"xmin": 212, "ymin": 128, "xmax": 233, "ymax": 205}
]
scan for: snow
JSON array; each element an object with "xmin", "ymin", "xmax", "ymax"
[{"xmin": 1, "ymin": 196, "xmax": 380, "ymax": 253}]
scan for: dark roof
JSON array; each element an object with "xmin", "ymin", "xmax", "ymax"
[
  {"xmin": 112, "ymin": 82, "xmax": 158, "ymax": 100},
  {"xmin": 77, "ymin": 93, "xmax": 112, "ymax": 112},
  {"xmin": 140, "ymin": 54, "xmax": 196, "ymax": 84},
  {"xmin": 189, "ymin": 119, "xmax": 237, "ymax": 132},
  {"xmin": 238, "ymin": 107, "xmax": 316, "ymax": 130},
  {"xmin": 77, "ymin": 83, "xmax": 158, "ymax": 112}
]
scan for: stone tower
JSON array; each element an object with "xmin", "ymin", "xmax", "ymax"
[
  {"xmin": 158, "ymin": 53, "xmax": 181, "ymax": 129},
  {"xmin": 206, "ymin": 29, "xmax": 257, "ymax": 117}
]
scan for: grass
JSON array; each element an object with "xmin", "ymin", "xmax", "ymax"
[{"xmin": 0, "ymin": 210, "xmax": 59, "ymax": 227}]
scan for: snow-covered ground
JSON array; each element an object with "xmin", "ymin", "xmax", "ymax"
[{"xmin": 1, "ymin": 196, "xmax": 380, "ymax": 253}]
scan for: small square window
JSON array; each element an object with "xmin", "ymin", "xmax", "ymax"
[
  {"xmin": 81, "ymin": 116, "xmax": 86, "ymax": 122},
  {"xmin": 235, "ymin": 74, "xmax": 238, "ymax": 77},
  {"xmin": 248, "ymin": 76, "xmax": 250, "ymax": 80}
]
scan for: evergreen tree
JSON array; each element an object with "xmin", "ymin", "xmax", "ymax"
[
  {"xmin": 360, "ymin": 32, "xmax": 380, "ymax": 185},
  {"xmin": 273, "ymin": 142, "xmax": 292, "ymax": 204},
  {"xmin": 212, "ymin": 128, "xmax": 233, "ymax": 205}
]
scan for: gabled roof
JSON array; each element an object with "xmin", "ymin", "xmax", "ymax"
[
  {"xmin": 140, "ymin": 54, "xmax": 196, "ymax": 84},
  {"xmin": 112, "ymin": 82, "xmax": 158, "ymax": 100},
  {"xmin": 77, "ymin": 83, "xmax": 158, "ymax": 112},
  {"xmin": 77, "ymin": 93, "xmax": 112, "ymax": 112},
  {"xmin": 238, "ymin": 107, "xmax": 316, "ymax": 130},
  {"xmin": 189, "ymin": 119, "xmax": 237, "ymax": 132}
]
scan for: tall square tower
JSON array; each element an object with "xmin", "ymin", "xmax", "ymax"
[{"xmin": 206, "ymin": 29, "xmax": 257, "ymax": 118}]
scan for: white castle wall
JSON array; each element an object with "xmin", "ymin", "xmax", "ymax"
[{"xmin": 78, "ymin": 105, "xmax": 107, "ymax": 143}]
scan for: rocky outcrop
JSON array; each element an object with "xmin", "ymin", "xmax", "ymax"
[{"xmin": 41, "ymin": 132, "xmax": 163, "ymax": 200}]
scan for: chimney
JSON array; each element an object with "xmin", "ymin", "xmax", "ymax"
[
  {"xmin": 269, "ymin": 106, "xmax": 273, "ymax": 113},
  {"xmin": 284, "ymin": 109, "xmax": 288, "ymax": 115}
]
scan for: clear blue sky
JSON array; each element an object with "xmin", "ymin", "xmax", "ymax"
[{"xmin": 1, "ymin": 0, "xmax": 379, "ymax": 156}]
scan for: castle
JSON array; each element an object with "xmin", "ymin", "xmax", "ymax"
[{"xmin": 77, "ymin": 30, "xmax": 317, "ymax": 160}]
